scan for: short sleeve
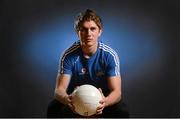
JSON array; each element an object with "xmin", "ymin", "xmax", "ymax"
[
  {"xmin": 58, "ymin": 54, "xmax": 73, "ymax": 75},
  {"xmin": 105, "ymin": 52, "xmax": 120, "ymax": 77}
]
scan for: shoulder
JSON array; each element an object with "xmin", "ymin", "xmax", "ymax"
[
  {"xmin": 62, "ymin": 41, "xmax": 80, "ymax": 59},
  {"xmin": 99, "ymin": 42, "xmax": 119, "ymax": 58}
]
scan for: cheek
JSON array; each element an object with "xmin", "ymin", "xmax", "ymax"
[
  {"xmin": 98, "ymin": 30, "xmax": 102, "ymax": 37},
  {"xmin": 78, "ymin": 33, "xmax": 83, "ymax": 39},
  {"xmin": 77, "ymin": 31, "xmax": 83, "ymax": 37},
  {"xmin": 96, "ymin": 33, "xmax": 101, "ymax": 38}
]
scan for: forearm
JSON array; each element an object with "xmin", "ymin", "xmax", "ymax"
[
  {"xmin": 54, "ymin": 88, "xmax": 69, "ymax": 105},
  {"xmin": 54, "ymin": 74, "xmax": 71, "ymax": 105},
  {"xmin": 105, "ymin": 90, "xmax": 121, "ymax": 107}
]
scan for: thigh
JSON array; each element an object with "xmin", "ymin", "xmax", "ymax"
[
  {"xmin": 47, "ymin": 99, "xmax": 78, "ymax": 118},
  {"xmin": 102, "ymin": 100, "xmax": 130, "ymax": 118}
]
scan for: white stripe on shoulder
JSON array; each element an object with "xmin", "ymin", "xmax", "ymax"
[
  {"xmin": 100, "ymin": 43, "xmax": 120, "ymax": 65},
  {"xmin": 99, "ymin": 42, "xmax": 120, "ymax": 75},
  {"xmin": 65, "ymin": 41, "xmax": 80, "ymax": 53},
  {"xmin": 60, "ymin": 42, "xmax": 80, "ymax": 73}
]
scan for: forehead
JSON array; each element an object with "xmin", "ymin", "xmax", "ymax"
[{"xmin": 82, "ymin": 20, "xmax": 99, "ymax": 28}]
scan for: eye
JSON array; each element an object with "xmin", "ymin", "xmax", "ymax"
[
  {"xmin": 80, "ymin": 27, "xmax": 86, "ymax": 32},
  {"xmin": 90, "ymin": 27, "xmax": 96, "ymax": 31}
]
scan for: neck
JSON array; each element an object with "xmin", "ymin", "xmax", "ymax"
[{"xmin": 81, "ymin": 43, "xmax": 98, "ymax": 58}]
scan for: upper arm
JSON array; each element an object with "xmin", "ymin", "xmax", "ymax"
[
  {"xmin": 56, "ymin": 52, "xmax": 73, "ymax": 91},
  {"xmin": 105, "ymin": 50, "xmax": 121, "ymax": 93},
  {"xmin": 107, "ymin": 76, "xmax": 121, "ymax": 93}
]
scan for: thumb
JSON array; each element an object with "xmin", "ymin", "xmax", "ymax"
[
  {"xmin": 98, "ymin": 88, "xmax": 102, "ymax": 93},
  {"xmin": 98, "ymin": 88, "xmax": 105, "ymax": 98}
]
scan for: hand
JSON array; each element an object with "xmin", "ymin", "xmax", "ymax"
[
  {"xmin": 64, "ymin": 95, "xmax": 76, "ymax": 113},
  {"xmin": 96, "ymin": 88, "xmax": 106, "ymax": 115}
]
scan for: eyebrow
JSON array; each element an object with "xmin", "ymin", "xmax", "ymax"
[{"xmin": 81, "ymin": 26, "xmax": 97, "ymax": 30}]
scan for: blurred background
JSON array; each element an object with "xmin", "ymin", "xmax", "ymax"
[{"xmin": 0, "ymin": 0, "xmax": 180, "ymax": 117}]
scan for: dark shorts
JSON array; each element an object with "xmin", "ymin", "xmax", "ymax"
[{"xmin": 47, "ymin": 99, "xmax": 130, "ymax": 118}]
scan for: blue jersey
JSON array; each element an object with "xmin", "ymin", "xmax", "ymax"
[{"xmin": 59, "ymin": 41, "xmax": 120, "ymax": 95}]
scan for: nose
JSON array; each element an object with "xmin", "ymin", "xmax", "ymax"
[{"xmin": 87, "ymin": 29, "xmax": 91, "ymax": 36}]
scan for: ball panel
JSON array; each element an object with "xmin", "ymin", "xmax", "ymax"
[{"xmin": 72, "ymin": 84, "xmax": 103, "ymax": 116}]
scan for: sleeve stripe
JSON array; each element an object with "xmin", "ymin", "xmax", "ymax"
[
  {"xmin": 99, "ymin": 42, "xmax": 120, "ymax": 76},
  {"xmin": 59, "ymin": 43, "xmax": 80, "ymax": 74}
]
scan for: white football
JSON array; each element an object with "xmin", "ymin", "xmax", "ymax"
[{"xmin": 71, "ymin": 84, "xmax": 102, "ymax": 116}]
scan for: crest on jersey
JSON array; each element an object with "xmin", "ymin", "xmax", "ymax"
[{"xmin": 81, "ymin": 68, "xmax": 86, "ymax": 74}]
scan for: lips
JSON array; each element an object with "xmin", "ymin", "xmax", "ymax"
[
  {"xmin": 86, "ymin": 38, "xmax": 93, "ymax": 40},
  {"xmin": 86, "ymin": 39, "xmax": 92, "ymax": 41},
  {"xmin": 83, "ymin": 39, "xmax": 92, "ymax": 44}
]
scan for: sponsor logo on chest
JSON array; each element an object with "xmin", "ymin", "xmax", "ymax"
[{"xmin": 96, "ymin": 71, "xmax": 104, "ymax": 77}]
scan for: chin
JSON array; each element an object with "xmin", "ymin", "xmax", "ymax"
[
  {"xmin": 86, "ymin": 42, "xmax": 94, "ymax": 46},
  {"xmin": 82, "ymin": 40, "xmax": 97, "ymax": 47}
]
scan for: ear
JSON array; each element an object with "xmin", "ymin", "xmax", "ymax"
[
  {"xmin": 77, "ymin": 30, "xmax": 80, "ymax": 38},
  {"xmin": 98, "ymin": 29, "xmax": 102, "ymax": 37}
]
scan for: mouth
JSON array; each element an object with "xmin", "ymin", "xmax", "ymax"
[
  {"xmin": 86, "ymin": 38, "xmax": 93, "ymax": 41},
  {"xmin": 82, "ymin": 39, "xmax": 92, "ymax": 45}
]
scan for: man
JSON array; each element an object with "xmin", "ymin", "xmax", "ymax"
[{"xmin": 47, "ymin": 9, "xmax": 129, "ymax": 118}]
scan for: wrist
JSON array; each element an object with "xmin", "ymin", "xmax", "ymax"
[
  {"xmin": 55, "ymin": 90, "xmax": 69, "ymax": 105},
  {"xmin": 63, "ymin": 95, "xmax": 69, "ymax": 105},
  {"xmin": 104, "ymin": 97, "xmax": 109, "ymax": 107}
]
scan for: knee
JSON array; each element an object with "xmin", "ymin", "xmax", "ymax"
[
  {"xmin": 103, "ymin": 101, "xmax": 130, "ymax": 118},
  {"xmin": 48, "ymin": 99, "xmax": 59, "ymax": 109},
  {"xmin": 115, "ymin": 101, "xmax": 130, "ymax": 117},
  {"xmin": 47, "ymin": 99, "xmax": 62, "ymax": 117}
]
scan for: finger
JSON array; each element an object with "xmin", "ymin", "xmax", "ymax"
[
  {"xmin": 98, "ymin": 88, "xmax": 102, "ymax": 93},
  {"xmin": 74, "ymin": 86, "xmax": 79, "ymax": 90},
  {"xmin": 67, "ymin": 95, "xmax": 73, "ymax": 103},
  {"xmin": 96, "ymin": 108, "xmax": 103, "ymax": 115},
  {"xmin": 69, "ymin": 105, "xmax": 76, "ymax": 113},
  {"xmin": 97, "ymin": 105, "xmax": 103, "ymax": 110},
  {"xmin": 67, "ymin": 98, "xmax": 72, "ymax": 103},
  {"xmin": 96, "ymin": 111, "xmax": 102, "ymax": 115},
  {"xmin": 99, "ymin": 99, "xmax": 105, "ymax": 104},
  {"xmin": 67, "ymin": 103, "xmax": 73, "ymax": 109},
  {"xmin": 70, "ymin": 104, "xmax": 78, "ymax": 114},
  {"xmin": 97, "ymin": 102, "xmax": 104, "ymax": 107},
  {"xmin": 98, "ymin": 88, "xmax": 105, "ymax": 98},
  {"xmin": 98, "ymin": 88, "xmax": 104, "ymax": 97},
  {"xmin": 97, "ymin": 107, "xmax": 103, "ymax": 112},
  {"xmin": 69, "ymin": 95, "xmax": 72, "ymax": 100},
  {"xmin": 96, "ymin": 104, "xmax": 104, "ymax": 114}
]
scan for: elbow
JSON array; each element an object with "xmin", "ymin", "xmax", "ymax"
[{"xmin": 117, "ymin": 90, "xmax": 122, "ymax": 102}]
